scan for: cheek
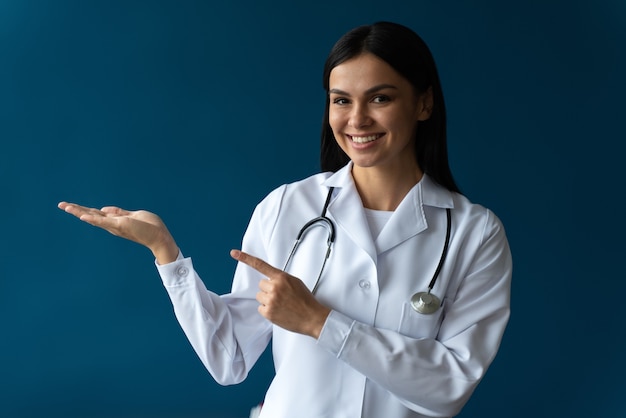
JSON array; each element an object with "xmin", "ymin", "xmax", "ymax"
[
  {"xmin": 328, "ymin": 112, "xmax": 350, "ymax": 151},
  {"xmin": 389, "ymin": 112, "xmax": 419, "ymax": 137},
  {"xmin": 328, "ymin": 110, "xmax": 342, "ymax": 132},
  {"xmin": 328, "ymin": 114, "xmax": 348, "ymax": 145}
]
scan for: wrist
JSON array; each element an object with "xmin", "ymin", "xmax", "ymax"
[
  {"xmin": 151, "ymin": 235, "xmax": 179, "ymax": 265},
  {"xmin": 311, "ymin": 307, "xmax": 332, "ymax": 339}
]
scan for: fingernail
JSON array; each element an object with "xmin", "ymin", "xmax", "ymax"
[{"xmin": 230, "ymin": 249, "xmax": 241, "ymax": 259}]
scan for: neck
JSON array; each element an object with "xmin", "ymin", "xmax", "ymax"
[{"xmin": 351, "ymin": 162, "xmax": 423, "ymax": 211}]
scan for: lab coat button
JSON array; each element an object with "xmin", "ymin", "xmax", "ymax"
[
  {"xmin": 176, "ymin": 266, "xmax": 189, "ymax": 277},
  {"xmin": 358, "ymin": 280, "xmax": 371, "ymax": 289}
]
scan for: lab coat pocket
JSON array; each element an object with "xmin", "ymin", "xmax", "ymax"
[{"xmin": 397, "ymin": 301, "xmax": 445, "ymax": 339}]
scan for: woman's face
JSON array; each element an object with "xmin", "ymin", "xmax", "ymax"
[{"xmin": 328, "ymin": 53, "xmax": 432, "ymax": 172}]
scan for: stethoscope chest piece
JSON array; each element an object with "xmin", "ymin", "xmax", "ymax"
[{"xmin": 410, "ymin": 292, "xmax": 441, "ymax": 315}]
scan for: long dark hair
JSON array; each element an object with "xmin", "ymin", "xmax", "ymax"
[{"xmin": 320, "ymin": 21, "xmax": 460, "ymax": 193}]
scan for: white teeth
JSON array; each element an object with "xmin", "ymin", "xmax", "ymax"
[{"xmin": 351, "ymin": 134, "xmax": 380, "ymax": 143}]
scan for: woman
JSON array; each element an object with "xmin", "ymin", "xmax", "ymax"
[{"xmin": 59, "ymin": 22, "xmax": 512, "ymax": 418}]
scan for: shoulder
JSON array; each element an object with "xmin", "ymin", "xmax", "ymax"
[
  {"xmin": 259, "ymin": 172, "xmax": 333, "ymax": 206},
  {"xmin": 449, "ymin": 192, "xmax": 508, "ymax": 251},
  {"xmin": 244, "ymin": 172, "xmax": 334, "ymax": 255},
  {"xmin": 284, "ymin": 171, "xmax": 334, "ymax": 194},
  {"xmin": 252, "ymin": 171, "xmax": 333, "ymax": 216},
  {"xmin": 426, "ymin": 185, "xmax": 512, "ymax": 288},
  {"xmin": 422, "ymin": 176, "xmax": 506, "ymax": 245}
]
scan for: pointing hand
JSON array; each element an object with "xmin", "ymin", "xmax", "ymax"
[{"xmin": 230, "ymin": 249, "xmax": 331, "ymax": 339}]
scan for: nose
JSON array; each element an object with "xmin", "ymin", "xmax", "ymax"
[{"xmin": 348, "ymin": 104, "xmax": 372, "ymax": 129}]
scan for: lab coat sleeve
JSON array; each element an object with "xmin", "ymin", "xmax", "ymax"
[
  {"xmin": 317, "ymin": 209, "xmax": 512, "ymax": 417},
  {"xmin": 156, "ymin": 188, "xmax": 283, "ymax": 386}
]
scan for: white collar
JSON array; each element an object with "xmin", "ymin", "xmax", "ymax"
[{"xmin": 321, "ymin": 161, "xmax": 455, "ymax": 209}]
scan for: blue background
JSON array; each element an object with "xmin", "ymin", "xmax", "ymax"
[{"xmin": 1, "ymin": 0, "xmax": 625, "ymax": 417}]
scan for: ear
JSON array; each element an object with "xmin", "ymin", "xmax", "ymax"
[{"xmin": 416, "ymin": 87, "xmax": 434, "ymax": 121}]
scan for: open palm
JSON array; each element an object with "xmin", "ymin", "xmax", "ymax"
[{"xmin": 58, "ymin": 202, "xmax": 178, "ymax": 263}]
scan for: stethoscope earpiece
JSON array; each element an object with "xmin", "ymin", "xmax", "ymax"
[{"xmin": 410, "ymin": 291, "xmax": 441, "ymax": 315}]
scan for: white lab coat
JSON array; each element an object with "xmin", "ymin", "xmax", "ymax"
[{"xmin": 156, "ymin": 162, "xmax": 512, "ymax": 418}]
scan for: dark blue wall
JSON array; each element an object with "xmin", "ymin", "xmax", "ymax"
[{"xmin": 1, "ymin": 1, "xmax": 624, "ymax": 417}]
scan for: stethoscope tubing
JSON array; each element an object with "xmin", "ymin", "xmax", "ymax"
[
  {"xmin": 282, "ymin": 188, "xmax": 336, "ymax": 292},
  {"xmin": 428, "ymin": 207, "xmax": 451, "ymax": 292},
  {"xmin": 283, "ymin": 186, "xmax": 452, "ymax": 314}
]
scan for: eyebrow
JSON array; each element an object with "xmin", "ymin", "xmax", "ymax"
[{"xmin": 329, "ymin": 84, "xmax": 398, "ymax": 96}]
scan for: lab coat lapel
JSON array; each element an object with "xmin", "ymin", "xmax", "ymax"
[
  {"xmin": 375, "ymin": 175, "xmax": 454, "ymax": 254},
  {"xmin": 323, "ymin": 164, "xmax": 377, "ymax": 263},
  {"xmin": 375, "ymin": 181, "xmax": 427, "ymax": 254}
]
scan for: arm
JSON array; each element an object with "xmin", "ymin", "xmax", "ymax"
[
  {"xmin": 236, "ymin": 209, "xmax": 511, "ymax": 417},
  {"xmin": 157, "ymin": 254, "xmax": 272, "ymax": 385},
  {"xmin": 154, "ymin": 189, "xmax": 288, "ymax": 384},
  {"xmin": 316, "ymin": 210, "xmax": 512, "ymax": 417},
  {"xmin": 58, "ymin": 200, "xmax": 273, "ymax": 384}
]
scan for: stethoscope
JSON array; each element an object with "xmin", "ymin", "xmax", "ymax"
[{"xmin": 282, "ymin": 187, "xmax": 452, "ymax": 315}]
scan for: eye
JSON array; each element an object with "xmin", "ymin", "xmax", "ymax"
[
  {"xmin": 332, "ymin": 97, "xmax": 350, "ymax": 105},
  {"xmin": 372, "ymin": 95, "xmax": 391, "ymax": 104}
]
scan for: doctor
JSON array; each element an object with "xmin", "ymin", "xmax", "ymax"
[{"xmin": 59, "ymin": 22, "xmax": 512, "ymax": 418}]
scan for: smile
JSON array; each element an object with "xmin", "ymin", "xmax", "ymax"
[{"xmin": 348, "ymin": 134, "xmax": 383, "ymax": 144}]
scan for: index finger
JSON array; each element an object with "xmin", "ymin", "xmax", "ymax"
[
  {"xmin": 58, "ymin": 202, "xmax": 104, "ymax": 218},
  {"xmin": 230, "ymin": 249, "xmax": 283, "ymax": 278}
]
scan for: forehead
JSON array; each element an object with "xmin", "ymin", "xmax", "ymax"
[{"xmin": 328, "ymin": 53, "xmax": 409, "ymax": 91}]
